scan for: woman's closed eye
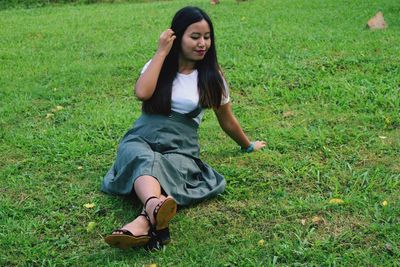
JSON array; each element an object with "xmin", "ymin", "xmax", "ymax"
[{"xmin": 190, "ymin": 34, "xmax": 210, "ymax": 40}]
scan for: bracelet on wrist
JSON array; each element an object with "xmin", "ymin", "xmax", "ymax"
[{"xmin": 241, "ymin": 142, "xmax": 255, "ymax": 153}]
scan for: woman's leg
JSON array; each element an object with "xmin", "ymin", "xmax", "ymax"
[
  {"xmin": 112, "ymin": 175, "xmax": 164, "ymax": 235},
  {"xmin": 134, "ymin": 175, "xmax": 168, "ymax": 225},
  {"xmin": 108, "ymin": 175, "xmax": 175, "ymax": 251},
  {"xmin": 134, "ymin": 175, "xmax": 163, "ymax": 203}
]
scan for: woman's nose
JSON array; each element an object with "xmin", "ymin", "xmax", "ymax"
[{"xmin": 198, "ymin": 38, "xmax": 205, "ymax": 47}]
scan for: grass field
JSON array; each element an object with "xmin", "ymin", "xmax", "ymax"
[{"xmin": 1, "ymin": 0, "xmax": 399, "ymax": 266}]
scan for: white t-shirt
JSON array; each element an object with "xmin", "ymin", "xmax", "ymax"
[{"xmin": 141, "ymin": 60, "xmax": 230, "ymax": 124}]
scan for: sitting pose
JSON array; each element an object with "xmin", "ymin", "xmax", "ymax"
[{"xmin": 102, "ymin": 6, "xmax": 266, "ymax": 250}]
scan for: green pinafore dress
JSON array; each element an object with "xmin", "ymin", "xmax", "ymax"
[{"xmin": 101, "ymin": 107, "xmax": 226, "ymax": 206}]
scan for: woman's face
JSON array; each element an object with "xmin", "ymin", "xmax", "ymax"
[{"xmin": 180, "ymin": 19, "xmax": 211, "ymax": 63}]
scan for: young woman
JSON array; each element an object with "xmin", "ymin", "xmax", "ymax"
[{"xmin": 102, "ymin": 6, "xmax": 266, "ymax": 250}]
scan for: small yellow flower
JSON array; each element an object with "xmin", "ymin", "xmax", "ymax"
[
  {"xmin": 329, "ymin": 198, "xmax": 344, "ymax": 204},
  {"xmin": 51, "ymin": 105, "xmax": 64, "ymax": 113},
  {"xmin": 384, "ymin": 117, "xmax": 391, "ymax": 125},
  {"xmin": 84, "ymin": 203, "xmax": 96, "ymax": 209},
  {"xmin": 381, "ymin": 200, "xmax": 388, "ymax": 207},
  {"xmin": 258, "ymin": 239, "xmax": 265, "ymax": 247},
  {"xmin": 86, "ymin": 222, "xmax": 96, "ymax": 232},
  {"xmin": 46, "ymin": 113, "xmax": 54, "ymax": 119}
]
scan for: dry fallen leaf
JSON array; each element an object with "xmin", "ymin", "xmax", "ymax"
[
  {"xmin": 283, "ymin": 111, "xmax": 295, "ymax": 118},
  {"xmin": 258, "ymin": 239, "xmax": 265, "ymax": 247},
  {"xmin": 311, "ymin": 216, "xmax": 325, "ymax": 226},
  {"xmin": 86, "ymin": 221, "xmax": 96, "ymax": 232},
  {"xmin": 84, "ymin": 203, "xmax": 96, "ymax": 209},
  {"xmin": 77, "ymin": 166, "xmax": 84, "ymax": 170},
  {"xmin": 367, "ymin": 11, "xmax": 387, "ymax": 30},
  {"xmin": 329, "ymin": 198, "xmax": 344, "ymax": 204},
  {"xmin": 379, "ymin": 136, "xmax": 387, "ymax": 139},
  {"xmin": 144, "ymin": 264, "xmax": 157, "ymax": 267},
  {"xmin": 385, "ymin": 243, "xmax": 394, "ymax": 255},
  {"xmin": 300, "ymin": 219, "xmax": 307, "ymax": 226}
]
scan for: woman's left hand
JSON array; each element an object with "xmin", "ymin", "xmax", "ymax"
[{"xmin": 253, "ymin": 141, "xmax": 267, "ymax": 151}]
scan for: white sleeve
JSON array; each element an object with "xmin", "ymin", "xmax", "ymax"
[
  {"xmin": 221, "ymin": 77, "xmax": 230, "ymax": 105},
  {"xmin": 140, "ymin": 60, "xmax": 152, "ymax": 74}
]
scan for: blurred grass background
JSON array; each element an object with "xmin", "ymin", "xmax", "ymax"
[{"xmin": 0, "ymin": 0, "xmax": 166, "ymax": 10}]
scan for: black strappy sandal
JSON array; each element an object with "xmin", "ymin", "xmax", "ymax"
[
  {"xmin": 144, "ymin": 196, "xmax": 177, "ymax": 247},
  {"xmin": 104, "ymin": 214, "xmax": 151, "ymax": 249}
]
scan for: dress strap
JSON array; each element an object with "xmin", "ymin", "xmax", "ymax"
[{"xmin": 184, "ymin": 105, "xmax": 203, "ymax": 119}]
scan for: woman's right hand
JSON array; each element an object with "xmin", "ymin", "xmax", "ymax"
[{"xmin": 157, "ymin": 29, "xmax": 176, "ymax": 56}]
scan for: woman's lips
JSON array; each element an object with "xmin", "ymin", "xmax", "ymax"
[{"xmin": 195, "ymin": 50, "xmax": 206, "ymax": 55}]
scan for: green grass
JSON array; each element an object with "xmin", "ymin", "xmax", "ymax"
[
  {"xmin": 0, "ymin": 0, "xmax": 165, "ymax": 10},
  {"xmin": 1, "ymin": 0, "xmax": 399, "ymax": 266}
]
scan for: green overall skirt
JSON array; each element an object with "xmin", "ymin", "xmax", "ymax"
[{"xmin": 101, "ymin": 109, "xmax": 226, "ymax": 206}]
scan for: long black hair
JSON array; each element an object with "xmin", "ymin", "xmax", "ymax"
[{"xmin": 142, "ymin": 6, "xmax": 226, "ymax": 115}]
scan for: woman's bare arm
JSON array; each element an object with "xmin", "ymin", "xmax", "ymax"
[
  {"xmin": 134, "ymin": 29, "xmax": 176, "ymax": 101},
  {"xmin": 214, "ymin": 103, "xmax": 266, "ymax": 151}
]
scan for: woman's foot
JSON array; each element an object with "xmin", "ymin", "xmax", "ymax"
[
  {"xmin": 104, "ymin": 214, "xmax": 151, "ymax": 249},
  {"xmin": 113, "ymin": 214, "xmax": 150, "ymax": 237}
]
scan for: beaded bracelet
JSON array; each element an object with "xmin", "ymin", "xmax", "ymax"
[{"xmin": 241, "ymin": 142, "xmax": 255, "ymax": 153}]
